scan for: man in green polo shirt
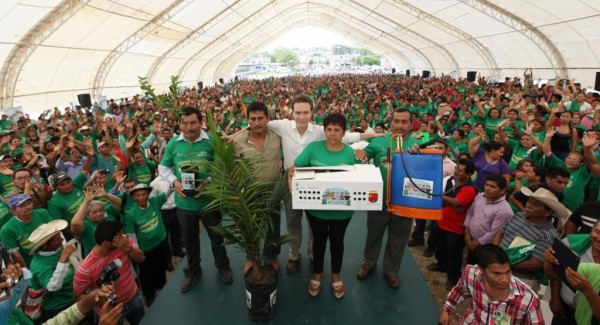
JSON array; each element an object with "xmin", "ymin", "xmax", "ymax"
[
  {"xmin": 158, "ymin": 107, "xmax": 233, "ymax": 292},
  {"xmin": 0, "ymin": 194, "xmax": 53, "ymax": 267},
  {"xmin": 355, "ymin": 108, "xmax": 421, "ymax": 288}
]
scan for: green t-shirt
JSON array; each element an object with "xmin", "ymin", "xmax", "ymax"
[
  {"xmin": 0, "ymin": 200, "xmax": 12, "ymax": 230},
  {"xmin": 128, "ymin": 163, "xmax": 153, "ymax": 185},
  {"xmin": 160, "ymin": 135, "xmax": 214, "ymax": 211},
  {"xmin": 30, "ymin": 249, "xmax": 75, "ymax": 311},
  {"xmin": 447, "ymin": 138, "xmax": 468, "ymax": 156},
  {"xmin": 412, "ymin": 105, "xmax": 432, "ymax": 118},
  {"xmin": 93, "ymin": 154, "xmax": 118, "ymax": 189},
  {"xmin": 364, "ymin": 133, "xmax": 422, "ymax": 203},
  {"xmin": 123, "ymin": 193, "xmax": 167, "ymax": 251},
  {"xmin": 8, "ymin": 308, "xmax": 33, "ymax": 325},
  {"xmin": 484, "ymin": 117, "xmax": 504, "ymax": 139},
  {"xmin": 508, "ymin": 138, "xmax": 532, "ymax": 171},
  {"xmin": 81, "ymin": 219, "xmax": 100, "ymax": 256},
  {"xmin": 0, "ymin": 174, "xmax": 15, "ymax": 196},
  {"xmin": 503, "ymin": 120, "xmax": 525, "ymax": 140},
  {"xmin": 313, "ymin": 112, "xmax": 328, "ymax": 126},
  {"xmin": 575, "ymin": 263, "xmax": 600, "ymax": 325},
  {"xmin": 294, "ymin": 141, "xmax": 357, "ymax": 220},
  {"xmin": 546, "ymin": 155, "xmax": 589, "ymax": 212},
  {"xmin": 532, "ymin": 130, "xmax": 546, "ymax": 143},
  {"xmin": 117, "ymin": 192, "xmax": 137, "ymax": 216},
  {"xmin": 47, "ymin": 173, "xmax": 86, "ymax": 224},
  {"xmin": 0, "ymin": 209, "xmax": 53, "ymax": 266},
  {"xmin": 75, "ymin": 133, "xmax": 97, "ymax": 151},
  {"xmin": 0, "ymin": 119, "xmax": 14, "ymax": 132}
]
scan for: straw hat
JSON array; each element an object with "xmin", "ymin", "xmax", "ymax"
[
  {"xmin": 520, "ymin": 187, "xmax": 569, "ymax": 220},
  {"xmin": 28, "ymin": 220, "xmax": 68, "ymax": 255}
]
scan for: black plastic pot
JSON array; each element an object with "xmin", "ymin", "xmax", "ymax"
[{"xmin": 244, "ymin": 267, "xmax": 278, "ymax": 321}]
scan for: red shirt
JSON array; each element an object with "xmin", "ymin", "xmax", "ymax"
[
  {"xmin": 438, "ymin": 178, "xmax": 477, "ymax": 235},
  {"xmin": 73, "ymin": 237, "xmax": 138, "ymax": 314}
]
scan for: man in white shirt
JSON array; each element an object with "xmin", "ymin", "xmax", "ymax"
[{"xmin": 266, "ymin": 94, "xmax": 382, "ymax": 274}]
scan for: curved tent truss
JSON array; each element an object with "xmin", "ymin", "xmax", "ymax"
[{"xmin": 1, "ymin": 0, "xmax": 599, "ymax": 112}]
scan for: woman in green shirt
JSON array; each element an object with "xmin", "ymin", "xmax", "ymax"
[
  {"xmin": 70, "ymin": 186, "xmax": 114, "ymax": 256},
  {"xmin": 289, "ymin": 113, "xmax": 356, "ymax": 300}
]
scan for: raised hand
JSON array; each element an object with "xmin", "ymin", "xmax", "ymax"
[
  {"xmin": 546, "ymin": 126, "xmax": 556, "ymax": 138},
  {"xmin": 582, "ymin": 131, "xmax": 597, "ymax": 148}
]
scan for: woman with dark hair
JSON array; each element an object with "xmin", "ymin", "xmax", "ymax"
[
  {"xmin": 468, "ymin": 127, "xmax": 511, "ymax": 191},
  {"xmin": 474, "ymin": 99, "xmax": 504, "ymax": 140},
  {"xmin": 288, "ymin": 113, "xmax": 356, "ymax": 299},
  {"xmin": 548, "ymin": 105, "xmax": 577, "ymax": 160}
]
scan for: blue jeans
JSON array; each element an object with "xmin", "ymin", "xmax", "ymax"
[{"xmin": 121, "ymin": 290, "xmax": 145, "ymax": 325}]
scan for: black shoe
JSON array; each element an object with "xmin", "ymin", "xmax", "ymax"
[
  {"xmin": 407, "ymin": 239, "xmax": 424, "ymax": 247},
  {"xmin": 219, "ymin": 268, "xmax": 233, "ymax": 284},
  {"xmin": 166, "ymin": 261, "xmax": 175, "ymax": 272},
  {"xmin": 423, "ymin": 247, "xmax": 435, "ymax": 258},
  {"xmin": 181, "ymin": 269, "xmax": 201, "ymax": 293}
]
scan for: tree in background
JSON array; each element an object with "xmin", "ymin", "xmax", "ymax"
[{"xmin": 273, "ymin": 47, "xmax": 299, "ymax": 69}]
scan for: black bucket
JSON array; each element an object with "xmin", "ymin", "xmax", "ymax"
[{"xmin": 245, "ymin": 269, "xmax": 278, "ymax": 321}]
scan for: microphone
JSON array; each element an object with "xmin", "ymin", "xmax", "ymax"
[{"xmin": 419, "ymin": 138, "xmax": 442, "ymax": 149}]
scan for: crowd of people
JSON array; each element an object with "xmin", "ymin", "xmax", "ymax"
[{"xmin": 0, "ymin": 71, "xmax": 598, "ymax": 324}]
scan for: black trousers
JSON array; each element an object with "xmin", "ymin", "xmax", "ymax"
[
  {"xmin": 139, "ymin": 239, "xmax": 169, "ymax": 301},
  {"xmin": 434, "ymin": 226, "xmax": 465, "ymax": 284},
  {"xmin": 411, "ymin": 219, "xmax": 436, "ymax": 248},
  {"xmin": 177, "ymin": 208, "xmax": 230, "ymax": 276},
  {"xmin": 306, "ymin": 212, "xmax": 351, "ymax": 274},
  {"xmin": 161, "ymin": 208, "xmax": 183, "ymax": 257}
]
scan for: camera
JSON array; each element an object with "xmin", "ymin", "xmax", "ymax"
[
  {"xmin": 5, "ymin": 277, "xmax": 18, "ymax": 287},
  {"xmin": 96, "ymin": 259, "xmax": 121, "ymax": 287},
  {"xmin": 96, "ymin": 259, "xmax": 121, "ymax": 305}
]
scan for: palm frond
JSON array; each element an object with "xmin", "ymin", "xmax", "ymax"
[{"xmin": 202, "ymin": 115, "xmax": 291, "ymax": 274}]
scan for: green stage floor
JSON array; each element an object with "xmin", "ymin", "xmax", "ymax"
[{"xmin": 141, "ymin": 211, "xmax": 440, "ymax": 324}]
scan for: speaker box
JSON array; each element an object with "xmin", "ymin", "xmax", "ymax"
[
  {"xmin": 392, "ymin": 68, "xmax": 396, "ymax": 74},
  {"xmin": 595, "ymin": 72, "xmax": 600, "ymax": 91},
  {"xmin": 405, "ymin": 69, "xmax": 410, "ymax": 76},
  {"xmin": 422, "ymin": 70, "xmax": 430, "ymax": 79},
  {"xmin": 219, "ymin": 78, "xmax": 224, "ymax": 84},
  {"xmin": 197, "ymin": 82, "xmax": 203, "ymax": 89},
  {"xmin": 77, "ymin": 93, "xmax": 92, "ymax": 108},
  {"xmin": 467, "ymin": 71, "xmax": 477, "ymax": 82}
]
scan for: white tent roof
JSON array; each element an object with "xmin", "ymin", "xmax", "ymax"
[{"xmin": 1, "ymin": 0, "xmax": 599, "ymax": 113}]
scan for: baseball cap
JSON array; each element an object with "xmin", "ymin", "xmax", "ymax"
[
  {"xmin": 48, "ymin": 172, "xmax": 71, "ymax": 188},
  {"xmin": 9, "ymin": 194, "xmax": 33, "ymax": 209}
]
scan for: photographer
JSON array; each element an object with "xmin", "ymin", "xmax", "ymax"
[{"xmin": 73, "ymin": 220, "xmax": 145, "ymax": 324}]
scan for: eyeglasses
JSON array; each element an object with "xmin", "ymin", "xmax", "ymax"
[{"xmin": 14, "ymin": 176, "xmax": 30, "ymax": 180}]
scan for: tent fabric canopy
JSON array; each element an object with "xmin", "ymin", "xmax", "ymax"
[{"xmin": 1, "ymin": 0, "xmax": 599, "ymax": 113}]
